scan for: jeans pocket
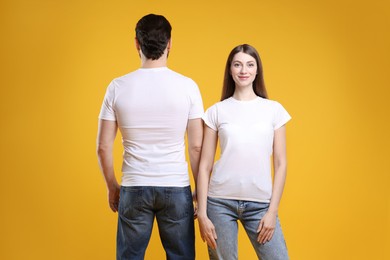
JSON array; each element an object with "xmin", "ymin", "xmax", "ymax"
[
  {"xmin": 165, "ymin": 187, "xmax": 193, "ymax": 221},
  {"xmin": 118, "ymin": 186, "xmax": 144, "ymax": 218}
]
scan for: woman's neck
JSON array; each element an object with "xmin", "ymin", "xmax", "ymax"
[{"xmin": 232, "ymin": 88, "xmax": 257, "ymax": 101}]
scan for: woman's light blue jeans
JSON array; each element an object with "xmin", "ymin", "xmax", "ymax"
[
  {"xmin": 117, "ymin": 186, "xmax": 195, "ymax": 260},
  {"xmin": 207, "ymin": 197, "xmax": 289, "ymax": 260}
]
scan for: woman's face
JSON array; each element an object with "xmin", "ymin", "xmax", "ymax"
[{"xmin": 230, "ymin": 51, "xmax": 257, "ymax": 89}]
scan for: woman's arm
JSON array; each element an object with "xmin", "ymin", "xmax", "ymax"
[
  {"xmin": 197, "ymin": 125, "xmax": 218, "ymax": 249},
  {"xmin": 257, "ymin": 125, "xmax": 288, "ymax": 244}
]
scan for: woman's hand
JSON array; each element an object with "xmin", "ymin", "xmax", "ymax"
[
  {"xmin": 198, "ymin": 215, "xmax": 218, "ymax": 249},
  {"xmin": 257, "ymin": 211, "xmax": 277, "ymax": 244}
]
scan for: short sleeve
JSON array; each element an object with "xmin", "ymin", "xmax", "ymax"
[
  {"xmin": 202, "ymin": 104, "xmax": 218, "ymax": 131},
  {"xmin": 273, "ymin": 102, "xmax": 291, "ymax": 130},
  {"xmin": 98, "ymin": 81, "xmax": 117, "ymax": 121},
  {"xmin": 188, "ymin": 80, "xmax": 204, "ymax": 119}
]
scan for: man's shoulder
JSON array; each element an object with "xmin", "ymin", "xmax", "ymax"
[
  {"xmin": 109, "ymin": 70, "xmax": 141, "ymax": 88},
  {"xmin": 166, "ymin": 69, "xmax": 196, "ymax": 83},
  {"xmin": 115, "ymin": 70, "xmax": 139, "ymax": 80}
]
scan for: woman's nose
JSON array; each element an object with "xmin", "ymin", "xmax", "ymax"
[{"xmin": 240, "ymin": 66, "xmax": 247, "ymax": 73}]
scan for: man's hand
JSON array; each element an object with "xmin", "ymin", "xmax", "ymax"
[
  {"xmin": 108, "ymin": 183, "xmax": 120, "ymax": 212},
  {"xmin": 192, "ymin": 190, "xmax": 198, "ymax": 219}
]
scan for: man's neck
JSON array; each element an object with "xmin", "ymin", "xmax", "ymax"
[
  {"xmin": 141, "ymin": 58, "xmax": 167, "ymax": 68},
  {"xmin": 140, "ymin": 50, "xmax": 168, "ymax": 68}
]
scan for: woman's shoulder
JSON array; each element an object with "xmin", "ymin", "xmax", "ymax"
[
  {"xmin": 260, "ymin": 97, "xmax": 285, "ymax": 108},
  {"xmin": 205, "ymin": 101, "xmax": 221, "ymax": 112}
]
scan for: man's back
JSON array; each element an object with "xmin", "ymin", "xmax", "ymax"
[{"xmin": 99, "ymin": 67, "xmax": 203, "ymax": 186}]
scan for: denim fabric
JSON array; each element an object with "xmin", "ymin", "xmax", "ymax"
[
  {"xmin": 207, "ymin": 197, "xmax": 288, "ymax": 260},
  {"xmin": 117, "ymin": 186, "xmax": 195, "ymax": 260}
]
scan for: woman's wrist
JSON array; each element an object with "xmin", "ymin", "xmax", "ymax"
[
  {"xmin": 267, "ymin": 206, "xmax": 279, "ymax": 215},
  {"xmin": 197, "ymin": 212, "xmax": 208, "ymax": 219}
]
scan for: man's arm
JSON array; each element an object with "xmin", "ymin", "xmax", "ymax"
[
  {"xmin": 187, "ymin": 118, "xmax": 203, "ymax": 200},
  {"xmin": 96, "ymin": 119, "xmax": 120, "ymax": 212}
]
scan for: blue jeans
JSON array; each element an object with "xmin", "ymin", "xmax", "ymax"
[
  {"xmin": 207, "ymin": 197, "xmax": 288, "ymax": 260},
  {"xmin": 117, "ymin": 186, "xmax": 195, "ymax": 260}
]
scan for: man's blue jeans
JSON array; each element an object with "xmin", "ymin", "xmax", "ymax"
[
  {"xmin": 117, "ymin": 186, "xmax": 195, "ymax": 260},
  {"xmin": 207, "ymin": 197, "xmax": 289, "ymax": 260}
]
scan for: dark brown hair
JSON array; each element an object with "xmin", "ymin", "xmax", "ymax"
[
  {"xmin": 221, "ymin": 44, "xmax": 268, "ymax": 101},
  {"xmin": 135, "ymin": 14, "xmax": 172, "ymax": 60}
]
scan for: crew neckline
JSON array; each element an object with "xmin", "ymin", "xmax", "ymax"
[
  {"xmin": 229, "ymin": 96, "xmax": 261, "ymax": 103},
  {"xmin": 139, "ymin": 67, "xmax": 169, "ymax": 71}
]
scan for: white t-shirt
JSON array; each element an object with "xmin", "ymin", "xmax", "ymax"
[
  {"xmin": 99, "ymin": 67, "xmax": 204, "ymax": 187},
  {"xmin": 202, "ymin": 96, "xmax": 291, "ymax": 202}
]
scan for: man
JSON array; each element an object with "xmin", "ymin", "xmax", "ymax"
[{"xmin": 97, "ymin": 14, "xmax": 203, "ymax": 260}]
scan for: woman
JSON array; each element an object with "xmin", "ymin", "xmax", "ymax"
[{"xmin": 197, "ymin": 44, "xmax": 290, "ymax": 260}]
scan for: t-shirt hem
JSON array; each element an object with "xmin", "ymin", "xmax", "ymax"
[
  {"xmin": 121, "ymin": 182, "xmax": 190, "ymax": 187},
  {"xmin": 208, "ymin": 194, "xmax": 270, "ymax": 203},
  {"xmin": 202, "ymin": 118, "xmax": 217, "ymax": 131},
  {"xmin": 98, "ymin": 116, "xmax": 116, "ymax": 121},
  {"xmin": 274, "ymin": 116, "xmax": 291, "ymax": 130},
  {"xmin": 188, "ymin": 113, "xmax": 204, "ymax": 120}
]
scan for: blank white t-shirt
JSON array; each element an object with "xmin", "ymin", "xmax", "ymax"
[
  {"xmin": 99, "ymin": 67, "xmax": 204, "ymax": 187},
  {"xmin": 203, "ymin": 96, "xmax": 291, "ymax": 202}
]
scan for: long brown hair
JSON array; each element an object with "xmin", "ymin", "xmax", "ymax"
[{"xmin": 221, "ymin": 44, "xmax": 268, "ymax": 101}]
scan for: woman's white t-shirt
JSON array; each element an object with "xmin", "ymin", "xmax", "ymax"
[{"xmin": 202, "ymin": 96, "xmax": 291, "ymax": 202}]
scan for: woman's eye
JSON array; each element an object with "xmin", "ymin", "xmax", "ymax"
[
  {"xmin": 233, "ymin": 63, "xmax": 241, "ymax": 67},
  {"xmin": 248, "ymin": 63, "xmax": 255, "ymax": 67}
]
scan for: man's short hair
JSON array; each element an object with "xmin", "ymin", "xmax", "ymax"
[{"xmin": 135, "ymin": 14, "xmax": 172, "ymax": 60}]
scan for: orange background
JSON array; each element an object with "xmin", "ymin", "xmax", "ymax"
[{"xmin": 1, "ymin": 0, "xmax": 389, "ymax": 259}]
